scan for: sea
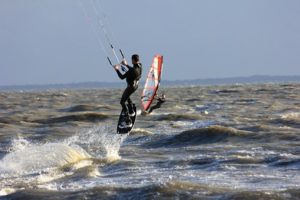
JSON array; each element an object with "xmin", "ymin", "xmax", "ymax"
[{"xmin": 0, "ymin": 83, "xmax": 299, "ymax": 199}]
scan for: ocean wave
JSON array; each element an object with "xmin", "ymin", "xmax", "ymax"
[
  {"xmin": 224, "ymin": 190, "xmax": 297, "ymax": 200},
  {"xmin": 170, "ymin": 120, "xmax": 215, "ymax": 129},
  {"xmin": 159, "ymin": 180, "xmax": 300, "ymax": 199},
  {"xmin": 1, "ymin": 182, "xmax": 218, "ymax": 199},
  {"xmin": 280, "ymin": 112, "xmax": 300, "ymax": 120},
  {"xmin": 214, "ymin": 89, "xmax": 241, "ymax": 94},
  {"xmin": 185, "ymin": 98, "xmax": 202, "ymax": 102},
  {"xmin": 144, "ymin": 125, "xmax": 254, "ymax": 148},
  {"xmin": 3, "ymin": 182, "xmax": 299, "ymax": 200},
  {"xmin": 255, "ymin": 88, "xmax": 277, "ymax": 93},
  {"xmin": 33, "ymin": 113, "xmax": 109, "ymax": 124},
  {"xmin": 0, "ymin": 115, "xmax": 24, "ymax": 125},
  {"xmin": 0, "ymin": 113, "xmax": 109, "ymax": 125},
  {"xmin": 59, "ymin": 104, "xmax": 115, "ymax": 112},
  {"xmin": 0, "ymin": 126, "xmax": 125, "ymax": 194},
  {"xmin": 131, "ymin": 128, "xmax": 153, "ymax": 136},
  {"xmin": 270, "ymin": 157, "xmax": 300, "ymax": 168},
  {"xmin": 158, "ymin": 157, "xmax": 216, "ymax": 170},
  {"xmin": 0, "ymin": 143, "xmax": 91, "ymax": 175},
  {"xmin": 194, "ymin": 103, "xmax": 222, "ymax": 112},
  {"xmin": 154, "ymin": 113, "xmax": 203, "ymax": 121},
  {"xmin": 0, "ymin": 123, "xmax": 7, "ymax": 128},
  {"xmin": 270, "ymin": 112, "xmax": 300, "ymax": 128},
  {"xmin": 0, "ymin": 142, "xmax": 109, "ymax": 197}
]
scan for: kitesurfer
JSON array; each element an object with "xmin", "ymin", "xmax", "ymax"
[{"xmin": 114, "ymin": 54, "xmax": 142, "ymax": 128}]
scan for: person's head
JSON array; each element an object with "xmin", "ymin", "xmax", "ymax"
[{"xmin": 131, "ymin": 54, "xmax": 139, "ymax": 64}]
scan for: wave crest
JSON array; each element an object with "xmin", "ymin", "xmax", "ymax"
[
  {"xmin": 0, "ymin": 143, "xmax": 91, "ymax": 175},
  {"xmin": 145, "ymin": 125, "xmax": 254, "ymax": 148},
  {"xmin": 155, "ymin": 113, "xmax": 203, "ymax": 121},
  {"xmin": 33, "ymin": 113, "xmax": 109, "ymax": 124}
]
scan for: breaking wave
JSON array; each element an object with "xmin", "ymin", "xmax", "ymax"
[{"xmin": 0, "ymin": 143, "xmax": 91, "ymax": 175}]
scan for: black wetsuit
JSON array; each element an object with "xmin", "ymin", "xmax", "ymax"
[
  {"xmin": 116, "ymin": 63, "xmax": 142, "ymax": 115},
  {"xmin": 148, "ymin": 97, "xmax": 166, "ymax": 113}
]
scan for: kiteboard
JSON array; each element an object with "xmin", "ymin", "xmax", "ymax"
[
  {"xmin": 141, "ymin": 55, "xmax": 163, "ymax": 112},
  {"xmin": 117, "ymin": 104, "xmax": 137, "ymax": 134}
]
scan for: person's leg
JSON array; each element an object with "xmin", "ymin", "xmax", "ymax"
[
  {"xmin": 148, "ymin": 101, "xmax": 163, "ymax": 113},
  {"xmin": 127, "ymin": 95, "xmax": 133, "ymax": 106},
  {"xmin": 126, "ymin": 85, "xmax": 138, "ymax": 114},
  {"xmin": 127, "ymin": 97, "xmax": 133, "ymax": 113},
  {"xmin": 149, "ymin": 103, "xmax": 159, "ymax": 113},
  {"xmin": 119, "ymin": 88, "xmax": 132, "ymax": 127},
  {"xmin": 120, "ymin": 86, "xmax": 133, "ymax": 115}
]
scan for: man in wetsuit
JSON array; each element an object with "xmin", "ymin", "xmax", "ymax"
[{"xmin": 114, "ymin": 54, "xmax": 142, "ymax": 128}]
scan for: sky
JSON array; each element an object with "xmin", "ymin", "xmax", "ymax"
[{"xmin": 0, "ymin": 0, "xmax": 300, "ymax": 86}]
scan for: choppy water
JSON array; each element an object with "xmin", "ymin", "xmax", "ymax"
[{"xmin": 0, "ymin": 83, "xmax": 299, "ymax": 199}]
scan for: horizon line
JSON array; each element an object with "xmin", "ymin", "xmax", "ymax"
[{"xmin": 1, "ymin": 74, "xmax": 300, "ymax": 88}]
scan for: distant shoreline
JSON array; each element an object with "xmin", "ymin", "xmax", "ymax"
[{"xmin": 1, "ymin": 75, "xmax": 300, "ymax": 91}]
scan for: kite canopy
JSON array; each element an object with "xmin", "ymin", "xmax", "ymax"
[{"xmin": 141, "ymin": 55, "xmax": 163, "ymax": 111}]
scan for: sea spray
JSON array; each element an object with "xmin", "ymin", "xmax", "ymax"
[
  {"xmin": 92, "ymin": 125, "xmax": 126, "ymax": 160},
  {"xmin": 98, "ymin": 130, "xmax": 127, "ymax": 161},
  {"xmin": 0, "ymin": 137, "xmax": 32, "ymax": 175},
  {"xmin": 7, "ymin": 136, "xmax": 31, "ymax": 152},
  {"xmin": 65, "ymin": 124, "xmax": 127, "ymax": 161},
  {"xmin": 0, "ymin": 141, "xmax": 92, "ymax": 195},
  {"xmin": 0, "ymin": 143, "xmax": 91, "ymax": 175}
]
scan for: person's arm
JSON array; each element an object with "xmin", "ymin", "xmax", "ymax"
[
  {"xmin": 158, "ymin": 97, "xmax": 166, "ymax": 103},
  {"xmin": 121, "ymin": 59, "xmax": 130, "ymax": 67},
  {"xmin": 114, "ymin": 64, "xmax": 127, "ymax": 79},
  {"xmin": 121, "ymin": 60, "xmax": 133, "ymax": 70}
]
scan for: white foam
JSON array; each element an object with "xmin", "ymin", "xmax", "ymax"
[
  {"xmin": 137, "ymin": 109, "xmax": 142, "ymax": 115},
  {"xmin": 7, "ymin": 137, "xmax": 31, "ymax": 152},
  {"xmin": 0, "ymin": 124, "xmax": 127, "ymax": 194},
  {"xmin": 0, "ymin": 188, "xmax": 17, "ymax": 196},
  {"xmin": 65, "ymin": 125, "xmax": 126, "ymax": 161},
  {"xmin": 0, "ymin": 125, "xmax": 125, "ymax": 176},
  {"xmin": 280, "ymin": 112, "xmax": 300, "ymax": 120},
  {"xmin": 0, "ymin": 143, "xmax": 91, "ymax": 175},
  {"xmin": 172, "ymin": 120, "xmax": 215, "ymax": 129}
]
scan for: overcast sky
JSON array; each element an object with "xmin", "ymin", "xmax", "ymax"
[{"xmin": 0, "ymin": 0, "xmax": 300, "ymax": 86}]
